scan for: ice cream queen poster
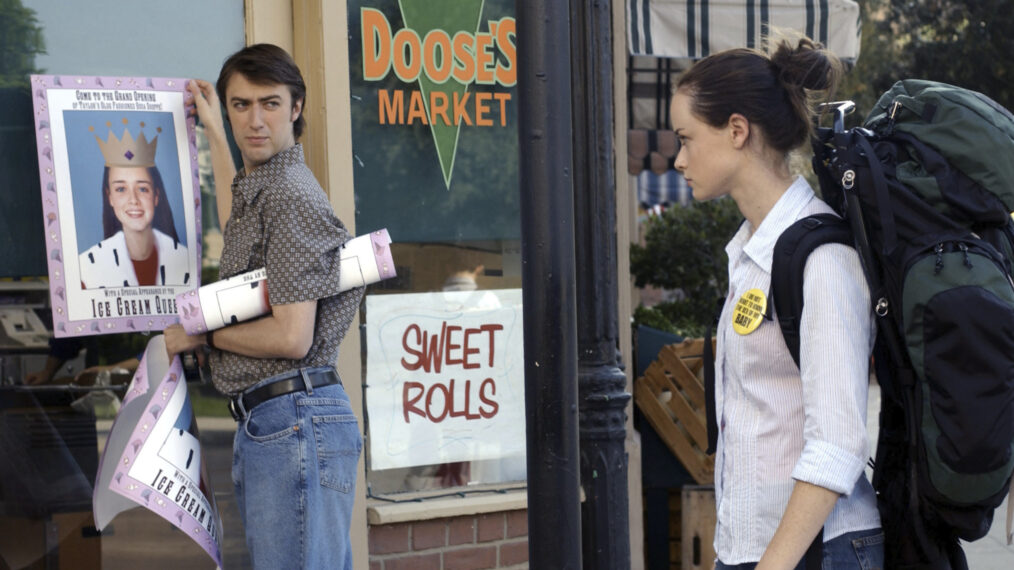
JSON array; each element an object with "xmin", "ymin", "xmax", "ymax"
[{"xmin": 30, "ymin": 74, "xmax": 202, "ymax": 338}]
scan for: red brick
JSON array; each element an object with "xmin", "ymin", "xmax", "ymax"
[
  {"xmin": 506, "ymin": 510, "xmax": 528, "ymax": 538},
  {"xmin": 444, "ymin": 545, "xmax": 497, "ymax": 570},
  {"xmin": 500, "ymin": 540, "xmax": 529, "ymax": 566},
  {"xmin": 369, "ymin": 523, "xmax": 410, "ymax": 554},
  {"xmin": 476, "ymin": 513, "xmax": 504, "ymax": 543},
  {"xmin": 412, "ymin": 519, "xmax": 447, "ymax": 550},
  {"xmin": 448, "ymin": 516, "xmax": 476, "ymax": 545},
  {"xmin": 369, "ymin": 562, "xmax": 383, "ymax": 570},
  {"xmin": 384, "ymin": 553, "xmax": 442, "ymax": 570}
]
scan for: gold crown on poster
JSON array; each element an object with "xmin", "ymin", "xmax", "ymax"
[{"xmin": 93, "ymin": 119, "xmax": 159, "ymax": 168}]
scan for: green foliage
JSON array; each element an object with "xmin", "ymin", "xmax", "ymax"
[
  {"xmin": 190, "ymin": 383, "xmax": 231, "ymax": 417},
  {"xmin": 0, "ymin": 0, "xmax": 45, "ymax": 89},
  {"xmin": 630, "ymin": 197, "xmax": 742, "ymax": 336},
  {"xmin": 634, "ymin": 303, "xmax": 710, "ymax": 339},
  {"xmin": 842, "ymin": 0, "xmax": 1014, "ymax": 118}
]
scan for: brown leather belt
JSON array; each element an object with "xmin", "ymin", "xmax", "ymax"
[{"xmin": 228, "ymin": 367, "xmax": 340, "ymax": 420}]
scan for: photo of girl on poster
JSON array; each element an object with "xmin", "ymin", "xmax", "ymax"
[{"xmin": 70, "ymin": 114, "xmax": 190, "ymax": 289}]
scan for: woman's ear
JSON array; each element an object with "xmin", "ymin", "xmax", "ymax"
[{"xmin": 728, "ymin": 113, "xmax": 750, "ymax": 149}]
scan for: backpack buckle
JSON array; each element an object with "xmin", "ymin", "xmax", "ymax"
[
  {"xmin": 886, "ymin": 100, "xmax": 903, "ymax": 132},
  {"xmin": 842, "ymin": 169, "xmax": 856, "ymax": 190},
  {"xmin": 889, "ymin": 100, "xmax": 902, "ymax": 120},
  {"xmin": 875, "ymin": 297, "xmax": 889, "ymax": 317}
]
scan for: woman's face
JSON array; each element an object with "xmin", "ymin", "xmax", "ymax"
[
  {"xmin": 106, "ymin": 166, "xmax": 158, "ymax": 234},
  {"xmin": 670, "ymin": 90, "xmax": 738, "ymax": 201}
]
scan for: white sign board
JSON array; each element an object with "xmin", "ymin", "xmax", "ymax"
[{"xmin": 365, "ymin": 289, "xmax": 525, "ymax": 470}]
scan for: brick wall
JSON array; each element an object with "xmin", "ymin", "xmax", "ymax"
[{"xmin": 369, "ymin": 509, "xmax": 529, "ymax": 569}]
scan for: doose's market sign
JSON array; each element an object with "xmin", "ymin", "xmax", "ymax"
[
  {"xmin": 348, "ymin": 0, "xmax": 519, "ymax": 243},
  {"xmin": 360, "ymin": 2, "xmax": 516, "ymax": 187}
]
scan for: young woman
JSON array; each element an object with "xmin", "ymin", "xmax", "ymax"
[
  {"xmin": 670, "ymin": 37, "xmax": 883, "ymax": 569},
  {"xmin": 79, "ymin": 134, "xmax": 189, "ymax": 288}
]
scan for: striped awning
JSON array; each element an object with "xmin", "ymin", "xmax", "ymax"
[
  {"xmin": 628, "ymin": 129, "xmax": 694, "ymax": 207},
  {"xmin": 627, "ymin": 0, "xmax": 861, "ymax": 62}
]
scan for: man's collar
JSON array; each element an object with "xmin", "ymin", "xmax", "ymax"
[{"xmin": 233, "ymin": 143, "xmax": 306, "ymax": 203}]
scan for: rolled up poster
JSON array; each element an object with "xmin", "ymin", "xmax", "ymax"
[{"xmin": 176, "ymin": 228, "xmax": 395, "ymax": 335}]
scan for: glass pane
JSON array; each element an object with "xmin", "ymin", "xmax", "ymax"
[
  {"xmin": 347, "ymin": 0, "xmax": 525, "ymax": 495},
  {"xmin": 1, "ymin": 1, "xmax": 244, "ymax": 568}
]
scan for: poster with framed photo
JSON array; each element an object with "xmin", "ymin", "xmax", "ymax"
[{"xmin": 30, "ymin": 75, "xmax": 202, "ymax": 337}]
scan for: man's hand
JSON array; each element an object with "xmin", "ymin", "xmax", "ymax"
[
  {"xmin": 24, "ymin": 369, "xmax": 54, "ymax": 385},
  {"xmin": 74, "ymin": 357, "xmax": 140, "ymax": 384},
  {"xmin": 186, "ymin": 78, "xmax": 237, "ymax": 228},
  {"xmin": 187, "ymin": 79, "xmax": 226, "ymax": 138},
  {"xmin": 164, "ymin": 324, "xmax": 206, "ymax": 360},
  {"xmin": 24, "ymin": 355, "xmax": 64, "ymax": 385}
]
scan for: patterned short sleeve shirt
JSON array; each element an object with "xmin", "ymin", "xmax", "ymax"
[{"xmin": 209, "ymin": 144, "xmax": 363, "ymax": 395}]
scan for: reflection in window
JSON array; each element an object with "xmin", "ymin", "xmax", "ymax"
[
  {"xmin": 0, "ymin": 0, "xmax": 46, "ymax": 279},
  {"xmin": 2, "ymin": 1, "xmax": 246, "ymax": 567}
]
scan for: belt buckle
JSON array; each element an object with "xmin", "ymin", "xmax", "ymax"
[{"xmin": 228, "ymin": 397, "xmax": 242, "ymax": 421}]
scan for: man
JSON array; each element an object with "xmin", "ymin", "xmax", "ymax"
[{"xmin": 165, "ymin": 44, "xmax": 363, "ymax": 569}]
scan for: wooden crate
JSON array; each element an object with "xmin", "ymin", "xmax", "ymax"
[
  {"xmin": 668, "ymin": 489, "xmax": 682, "ymax": 569},
  {"xmin": 681, "ymin": 486, "xmax": 717, "ymax": 570},
  {"xmin": 634, "ymin": 338, "xmax": 714, "ymax": 484}
]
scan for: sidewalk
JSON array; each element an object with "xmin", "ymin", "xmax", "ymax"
[{"xmin": 866, "ymin": 384, "xmax": 1014, "ymax": 567}]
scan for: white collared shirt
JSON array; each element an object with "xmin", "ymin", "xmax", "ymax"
[{"xmin": 713, "ymin": 176, "xmax": 880, "ymax": 564}]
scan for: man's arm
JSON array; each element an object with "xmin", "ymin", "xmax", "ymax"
[
  {"xmin": 74, "ymin": 357, "xmax": 140, "ymax": 382},
  {"xmin": 25, "ymin": 355, "xmax": 66, "ymax": 385},
  {"xmin": 164, "ymin": 299, "xmax": 316, "ymax": 361},
  {"xmin": 188, "ymin": 79, "xmax": 237, "ymax": 228},
  {"xmin": 206, "ymin": 299, "xmax": 316, "ymax": 359}
]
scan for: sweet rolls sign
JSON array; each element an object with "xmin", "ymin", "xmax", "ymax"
[{"xmin": 365, "ymin": 289, "xmax": 525, "ymax": 470}]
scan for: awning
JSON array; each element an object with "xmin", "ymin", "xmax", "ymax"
[
  {"xmin": 627, "ymin": 0, "xmax": 861, "ymax": 62},
  {"xmin": 628, "ymin": 129, "xmax": 693, "ymax": 207},
  {"xmin": 628, "ymin": 129, "xmax": 678, "ymax": 176}
]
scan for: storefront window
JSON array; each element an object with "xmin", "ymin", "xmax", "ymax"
[
  {"xmin": 346, "ymin": 0, "xmax": 525, "ymax": 495},
  {"xmin": 0, "ymin": 1, "xmax": 244, "ymax": 567}
]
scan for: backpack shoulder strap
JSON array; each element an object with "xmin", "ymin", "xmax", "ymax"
[{"xmin": 771, "ymin": 214, "xmax": 853, "ymax": 369}]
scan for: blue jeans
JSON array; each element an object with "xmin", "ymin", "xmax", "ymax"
[
  {"xmin": 716, "ymin": 528, "xmax": 885, "ymax": 570},
  {"xmin": 232, "ymin": 368, "xmax": 362, "ymax": 569}
]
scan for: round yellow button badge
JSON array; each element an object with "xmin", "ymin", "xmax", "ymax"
[{"xmin": 732, "ymin": 288, "xmax": 767, "ymax": 335}]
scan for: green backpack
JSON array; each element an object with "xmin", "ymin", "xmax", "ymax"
[{"xmin": 772, "ymin": 80, "xmax": 1014, "ymax": 569}]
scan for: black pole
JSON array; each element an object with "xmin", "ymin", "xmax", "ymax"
[
  {"xmin": 570, "ymin": 0, "xmax": 631, "ymax": 568},
  {"xmin": 517, "ymin": 1, "xmax": 582, "ymax": 569}
]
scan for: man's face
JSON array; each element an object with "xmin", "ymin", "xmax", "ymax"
[{"xmin": 224, "ymin": 73, "xmax": 302, "ymax": 171}]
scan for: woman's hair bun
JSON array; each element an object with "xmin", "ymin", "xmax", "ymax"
[
  {"xmin": 770, "ymin": 36, "xmax": 840, "ymax": 92},
  {"xmin": 674, "ymin": 31, "xmax": 843, "ymax": 153}
]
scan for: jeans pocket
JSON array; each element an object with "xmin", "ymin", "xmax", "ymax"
[
  {"xmin": 851, "ymin": 531, "xmax": 885, "ymax": 570},
  {"xmin": 243, "ymin": 399, "xmax": 298, "ymax": 443},
  {"xmin": 312, "ymin": 414, "xmax": 362, "ymax": 493}
]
